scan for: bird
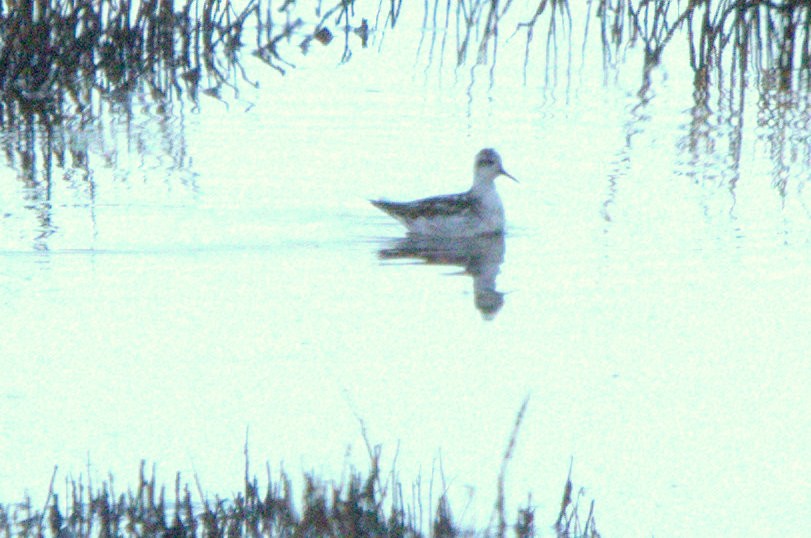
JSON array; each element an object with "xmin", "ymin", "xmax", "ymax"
[{"xmin": 370, "ymin": 148, "xmax": 517, "ymax": 237}]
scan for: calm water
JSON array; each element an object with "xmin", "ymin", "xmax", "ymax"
[{"xmin": 2, "ymin": 5, "xmax": 810, "ymax": 537}]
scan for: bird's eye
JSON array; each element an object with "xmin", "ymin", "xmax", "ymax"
[{"xmin": 478, "ymin": 159, "xmax": 496, "ymax": 167}]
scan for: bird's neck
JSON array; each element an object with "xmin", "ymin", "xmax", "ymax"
[{"xmin": 470, "ymin": 176, "xmax": 497, "ymax": 196}]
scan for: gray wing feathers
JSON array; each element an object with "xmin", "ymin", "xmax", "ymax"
[{"xmin": 370, "ymin": 192, "xmax": 479, "ymax": 221}]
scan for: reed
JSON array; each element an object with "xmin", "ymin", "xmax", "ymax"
[
  {"xmin": 0, "ymin": 0, "xmax": 252, "ymax": 114},
  {"xmin": 1, "ymin": 1, "xmax": 807, "ymax": 106},
  {"xmin": 1, "ymin": 1, "xmax": 807, "ymax": 123},
  {"xmin": 0, "ymin": 442, "xmax": 600, "ymax": 538}
]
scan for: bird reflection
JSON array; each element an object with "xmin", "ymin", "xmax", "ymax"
[{"xmin": 376, "ymin": 234, "xmax": 507, "ymax": 320}]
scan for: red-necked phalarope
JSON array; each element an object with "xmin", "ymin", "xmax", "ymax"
[{"xmin": 370, "ymin": 148, "xmax": 517, "ymax": 237}]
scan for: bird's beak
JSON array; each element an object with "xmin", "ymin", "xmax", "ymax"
[{"xmin": 500, "ymin": 168, "xmax": 519, "ymax": 183}]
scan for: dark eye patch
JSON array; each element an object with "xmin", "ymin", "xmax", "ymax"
[{"xmin": 478, "ymin": 158, "xmax": 496, "ymax": 167}]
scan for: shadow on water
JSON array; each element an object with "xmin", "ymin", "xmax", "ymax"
[{"xmin": 377, "ymin": 233, "xmax": 506, "ymax": 320}]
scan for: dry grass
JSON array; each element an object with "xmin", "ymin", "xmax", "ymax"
[{"xmin": 0, "ymin": 404, "xmax": 600, "ymax": 537}]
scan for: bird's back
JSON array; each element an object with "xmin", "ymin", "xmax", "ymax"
[
  {"xmin": 371, "ymin": 191, "xmax": 504, "ymax": 237},
  {"xmin": 371, "ymin": 192, "xmax": 473, "ymax": 220}
]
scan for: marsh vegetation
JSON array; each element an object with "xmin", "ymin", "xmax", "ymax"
[
  {"xmin": 1, "ymin": 407, "xmax": 601, "ymax": 537},
  {"xmin": 1, "ymin": 0, "xmax": 808, "ymax": 198},
  {"xmin": 0, "ymin": 459, "xmax": 601, "ymax": 537}
]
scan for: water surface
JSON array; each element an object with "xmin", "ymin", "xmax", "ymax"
[{"xmin": 1, "ymin": 5, "xmax": 810, "ymax": 537}]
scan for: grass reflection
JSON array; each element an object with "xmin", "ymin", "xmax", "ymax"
[
  {"xmin": 1, "ymin": 1, "xmax": 807, "ymax": 115},
  {"xmin": 0, "ymin": 0, "xmax": 809, "ymax": 242}
]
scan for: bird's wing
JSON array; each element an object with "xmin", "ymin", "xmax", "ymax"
[{"xmin": 371, "ymin": 192, "xmax": 479, "ymax": 220}]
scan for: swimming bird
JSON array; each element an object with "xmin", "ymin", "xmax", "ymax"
[{"xmin": 370, "ymin": 148, "xmax": 517, "ymax": 237}]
